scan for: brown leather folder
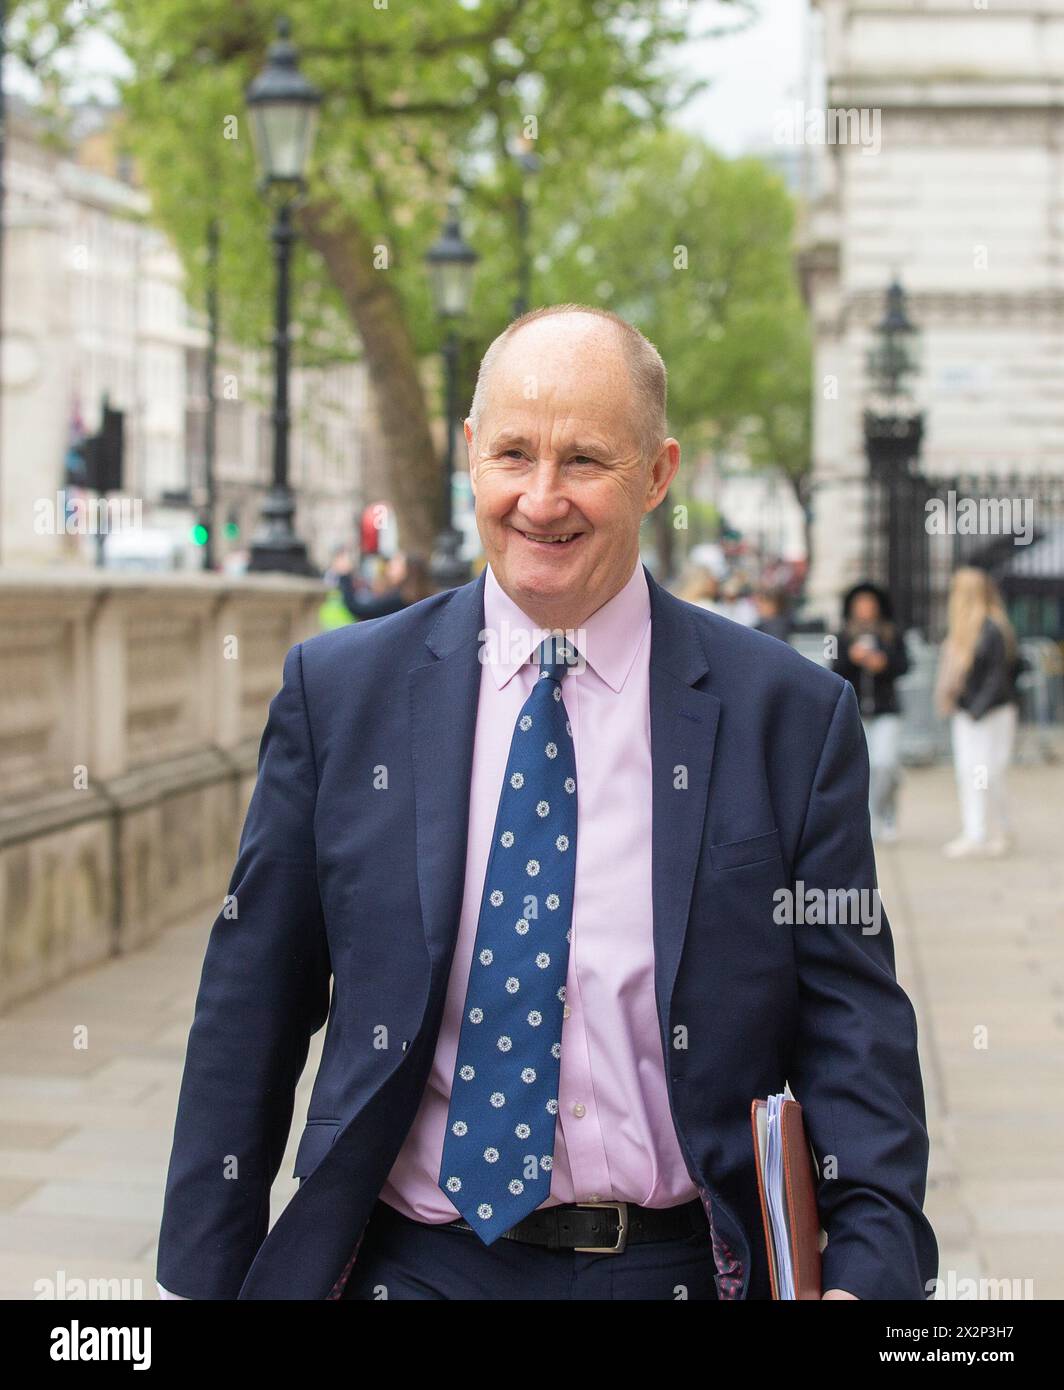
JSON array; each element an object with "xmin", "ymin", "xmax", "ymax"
[{"xmin": 750, "ymin": 1097, "xmax": 823, "ymax": 1300}]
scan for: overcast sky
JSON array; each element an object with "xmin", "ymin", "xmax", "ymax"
[{"xmin": 677, "ymin": 0, "xmax": 816, "ymax": 155}]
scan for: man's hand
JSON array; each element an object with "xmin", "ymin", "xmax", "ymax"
[{"xmin": 822, "ymin": 1288, "xmax": 860, "ymax": 1300}]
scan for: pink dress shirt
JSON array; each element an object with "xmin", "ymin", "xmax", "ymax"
[{"xmin": 379, "ymin": 555, "xmax": 697, "ymax": 1220}]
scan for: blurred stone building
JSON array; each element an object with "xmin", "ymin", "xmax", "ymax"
[
  {"xmin": 0, "ymin": 98, "xmax": 384, "ymax": 571},
  {"xmin": 800, "ymin": 0, "xmax": 1064, "ymax": 632}
]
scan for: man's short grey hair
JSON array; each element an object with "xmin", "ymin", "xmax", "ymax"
[{"xmin": 467, "ymin": 303, "xmax": 668, "ymax": 465}]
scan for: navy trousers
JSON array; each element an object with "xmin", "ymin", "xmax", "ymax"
[{"xmin": 339, "ymin": 1199, "xmax": 720, "ymax": 1300}]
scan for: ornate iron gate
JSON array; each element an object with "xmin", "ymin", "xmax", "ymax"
[{"xmin": 864, "ymin": 465, "xmax": 1064, "ymax": 642}]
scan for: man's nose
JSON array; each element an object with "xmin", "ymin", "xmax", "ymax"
[{"xmin": 515, "ymin": 461, "xmax": 571, "ymax": 520}]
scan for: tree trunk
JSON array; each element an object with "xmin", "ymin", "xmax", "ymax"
[
  {"xmin": 298, "ymin": 199, "xmax": 440, "ymax": 558},
  {"xmin": 781, "ymin": 467, "xmax": 812, "ymax": 580}
]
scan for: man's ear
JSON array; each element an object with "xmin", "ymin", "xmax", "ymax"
[
  {"xmin": 464, "ymin": 420, "xmax": 477, "ymax": 495},
  {"xmin": 645, "ymin": 439, "xmax": 681, "ymax": 512}
]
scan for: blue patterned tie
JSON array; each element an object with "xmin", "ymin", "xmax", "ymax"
[{"xmin": 438, "ymin": 634, "xmax": 579, "ymax": 1244}]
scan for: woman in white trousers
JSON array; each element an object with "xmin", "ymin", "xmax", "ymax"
[
  {"xmin": 948, "ymin": 701, "xmax": 1018, "ymax": 851},
  {"xmin": 935, "ymin": 569, "xmax": 1020, "ymax": 858}
]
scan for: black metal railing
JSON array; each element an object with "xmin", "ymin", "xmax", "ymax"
[{"xmin": 865, "ymin": 466, "xmax": 1064, "ymax": 642}]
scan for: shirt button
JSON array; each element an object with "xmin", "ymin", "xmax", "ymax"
[
  {"xmin": 563, "ymin": 1005, "xmax": 572, "ymax": 1019},
  {"xmin": 572, "ymin": 1102, "xmax": 586, "ymax": 1118}
]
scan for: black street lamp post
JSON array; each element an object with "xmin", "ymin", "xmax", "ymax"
[
  {"xmin": 425, "ymin": 195, "xmax": 478, "ymax": 590},
  {"xmin": 201, "ymin": 215, "xmax": 219, "ymax": 571},
  {"xmin": 864, "ymin": 276, "xmax": 924, "ymax": 475},
  {"xmin": 863, "ymin": 276, "xmax": 926, "ymax": 631},
  {"xmin": 866, "ymin": 278, "xmax": 922, "ymax": 401},
  {"xmin": 510, "ymin": 138, "xmax": 541, "ymax": 320},
  {"xmin": 245, "ymin": 18, "xmax": 321, "ymax": 576}
]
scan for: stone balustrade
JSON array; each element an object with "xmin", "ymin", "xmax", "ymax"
[{"xmin": 0, "ymin": 570, "xmax": 327, "ymax": 1011}]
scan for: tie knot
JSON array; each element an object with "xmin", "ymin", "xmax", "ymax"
[{"xmin": 536, "ymin": 634, "xmax": 577, "ymax": 684}]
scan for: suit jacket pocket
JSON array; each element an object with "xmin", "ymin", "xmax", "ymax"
[
  {"xmin": 292, "ymin": 1119, "xmax": 341, "ymax": 1179},
  {"xmin": 709, "ymin": 828, "xmax": 782, "ymax": 871}
]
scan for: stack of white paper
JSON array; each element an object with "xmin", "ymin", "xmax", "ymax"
[
  {"xmin": 754, "ymin": 1084, "xmax": 800, "ymax": 1299},
  {"xmin": 763, "ymin": 1091, "xmax": 795, "ymax": 1299}
]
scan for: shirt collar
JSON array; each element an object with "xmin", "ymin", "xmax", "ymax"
[{"xmin": 482, "ymin": 555, "xmax": 650, "ymax": 694}]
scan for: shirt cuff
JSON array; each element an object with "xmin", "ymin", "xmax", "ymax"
[{"xmin": 156, "ymin": 1280, "xmax": 190, "ymax": 1300}]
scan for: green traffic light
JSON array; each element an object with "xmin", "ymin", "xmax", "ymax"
[
  {"xmin": 224, "ymin": 521, "xmax": 239, "ymax": 539},
  {"xmin": 192, "ymin": 523, "xmax": 209, "ymax": 545}
]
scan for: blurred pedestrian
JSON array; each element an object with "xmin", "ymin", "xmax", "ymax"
[
  {"xmin": 396, "ymin": 553, "xmax": 436, "ymax": 605},
  {"xmin": 323, "ymin": 544, "xmax": 354, "ymax": 587},
  {"xmin": 753, "ymin": 587, "xmax": 792, "ymax": 643},
  {"xmin": 318, "ymin": 546, "xmax": 357, "ymax": 630},
  {"xmin": 718, "ymin": 575, "xmax": 759, "ymax": 627},
  {"xmin": 336, "ymin": 550, "xmax": 436, "ymax": 620},
  {"xmin": 935, "ymin": 567, "xmax": 1020, "ymax": 858},
  {"xmin": 676, "ymin": 565, "xmax": 723, "ymax": 612},
  {"xmin": 688, "ymin": 541, "xmax": 727, "ymax": 580},
  {"xmin": 832, "ymin": 581, "xmax": 910, "ymax": 842}
]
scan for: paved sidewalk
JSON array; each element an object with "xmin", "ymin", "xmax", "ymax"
[
  {"xmin": 875, "ymin": 758, "xmax": 1064, "ymax": 1301},
  {"xmin": 0, "ymin": 911, "xmax": 327, "ymax": 1301},
  {"xmin": 0, "ymin": 760, "xmax": 1060, "ymax": 1300}
]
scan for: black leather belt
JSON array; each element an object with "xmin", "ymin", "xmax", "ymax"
[{"xmin": 443, "ymin": 1198, "xmax": 707, "ymax": 1255}]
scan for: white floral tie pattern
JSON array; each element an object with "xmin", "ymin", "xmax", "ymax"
[{"xmin": 438, "ymin": 635, "xmax": 578, "ymax": 1244}]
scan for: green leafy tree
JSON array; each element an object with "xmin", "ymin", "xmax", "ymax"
[{"xmin": 16, "ymin": 6, "xmax": 811, "ymax": 565}]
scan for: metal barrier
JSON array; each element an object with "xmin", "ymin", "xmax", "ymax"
[
  {"xmin": 1014, "ymin": 638, "xmax": 1063, "ymax": 763},
  {"xmin": 895, "ymin": 636, "xmax": 949, "ymax": 765}
]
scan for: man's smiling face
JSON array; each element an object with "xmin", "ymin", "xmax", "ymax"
[{"xmin": 465, "ymin": 314, "xmax": 679, "ymax": 631}]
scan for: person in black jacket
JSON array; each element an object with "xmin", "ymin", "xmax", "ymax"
[
  {"xmin": 335, "ymin": 551, "xmax": 435, "ymax": 621},
  {"xmin": 832, "ymin": 581, "xmax": 910, "ymax": 842},
  {"xmin": 934, "ymin": 567, "xmax": 1020, "ymax": 858},
  {"xmin": 752, "ymin": 587, "xmax": 792, "ymax": 643}
]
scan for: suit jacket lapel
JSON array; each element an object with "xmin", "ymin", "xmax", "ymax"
[
  {"xmin": 409, "ymin": 569, "xmax": 487, "ymax": 985},
  {"xmin": 644, "ymin": 565, "xmax": 721, "ymax": 1034}
]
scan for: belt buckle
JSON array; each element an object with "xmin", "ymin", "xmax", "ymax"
[{"xmin": 574, "ymin": 1200, "xmax": 628, "ymax": 1254}]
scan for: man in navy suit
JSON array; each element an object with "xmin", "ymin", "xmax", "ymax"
[{"xmin": 157, "ymin": 304, "xmax": 937, "ymax": 1301}]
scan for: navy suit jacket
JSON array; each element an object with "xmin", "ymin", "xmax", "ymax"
[{"xmin": 156, "ymin": 563, "xmax": 938, "ymax": 1300}]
